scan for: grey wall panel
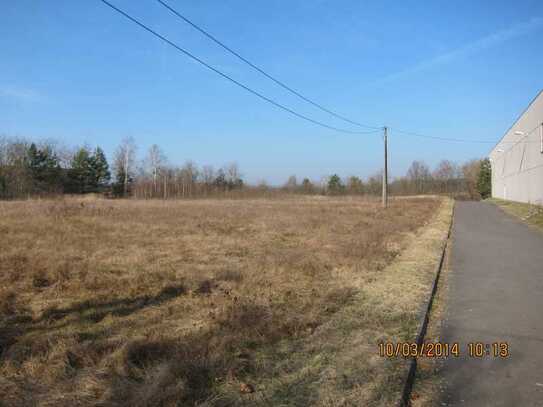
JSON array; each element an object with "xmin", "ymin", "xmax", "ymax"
[{"xmin": 490, "ymin": 91, "xmax": 543, "ymax": 205}]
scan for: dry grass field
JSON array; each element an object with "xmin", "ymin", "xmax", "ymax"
[{"xmin": 0, "ymin": 196, "xmax": 451, "ymax": 406}]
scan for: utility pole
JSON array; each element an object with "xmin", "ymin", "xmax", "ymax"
[{"xmin": 382, "ymin": 126, "xmax": 388, "ymax": 208}]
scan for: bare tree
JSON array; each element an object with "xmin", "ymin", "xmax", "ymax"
[
  {"xmin": 433, "ymin": 160, "xmax": 457, "ymax": 180},
  {"xmin": 366, "ymin": 171, "xmax": 383, "ymax": 196},
  {"xmin": 346, "ymin": 176, "xmax": 364, "ymax": 194},
  {"xmin": 224, "ymin": 162, "xmax": 242, "ymax": 190},
  {"xmin": 201, "ymin": 165, "xmax": 215, "ymax": 195},
  {"xmin": 406, "ymin": 160, "xmax": 431, "ymax": 194},
  {"xmin": 0, "ymin": 137, "xmax": 32, "ymax": 198},
  {"xmin": 257, "ymin": 179, "xmax": 269, "ymax": 192},
  {"xmin": 0, "ymin": 135, "xmax": 8, "ymax": 167},
  {"xmin": 146, "ymin": 144, "xmax": 167, "ymax": 194},
  {"xmin": 433, "ymin": 160, "xmax": 459, "ymax": 193},
  {"xmin": 201, "ymin": 165, "xmax": 215, "ymax": 185},
  {"xmin": 284, "ymin": 175, "xmax": 297, "ymax": 191},
  {"xmin": 179, "ymin": 161, "xmax": 199, "ymax": 197},
  {"xmin": 113, "ymin": 137, "xmax": 137, "ymax": 196},
  {"xmin": 301, "ymin": 178, "xmax": 314, "ymax": 194}
]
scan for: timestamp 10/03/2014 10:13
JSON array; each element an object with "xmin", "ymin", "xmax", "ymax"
[{"xmin": 378, "ymin": 342, "xmax": 510, "ymax": 358}]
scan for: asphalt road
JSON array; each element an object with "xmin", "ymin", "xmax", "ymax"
[{"xmin": 439, "ymin": 201, "xmax": 543, "ymax": 406}]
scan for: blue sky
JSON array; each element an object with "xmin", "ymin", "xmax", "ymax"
[{"xmin": 1, "ymin": 0, "xmax": 542, "ymax": 184}]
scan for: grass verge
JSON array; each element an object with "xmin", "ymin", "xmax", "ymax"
[
  {"xmin": 408, "ymin": 234, "xmax": 452, "ymax": 406},
  {"xmin": 487, "ymin": 198, "xmax": 543, "ymax": 232}
]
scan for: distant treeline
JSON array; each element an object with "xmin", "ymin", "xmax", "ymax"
[
  {"xmin": 303, "ymin": 158, "xmax": 491, "ymax": 199},
  {"xmin": 0, "ymin": 138, "xmax": 110, "ymax": 199},
  {"xmin": 0, "ymin": 136, "xmax": 245, "ymax": 200},
  {"xmin": 0, "ymin": 135, "xmax": 491, "ymax": 200}
]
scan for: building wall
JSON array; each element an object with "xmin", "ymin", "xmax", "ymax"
[{"xmin": 490, "ymin": 91, "xmax": 543, "ymax": 204}]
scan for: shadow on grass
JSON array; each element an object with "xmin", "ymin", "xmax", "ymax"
[
  {"xmin": 39, "ymin": 283, "xmax": 187, "ymax": 323},
  {"xmin": 0, "ymin": 286, "xmax": 360, "ymax": 406},
  {"xmin": 0, "ymin": 284, "xmax": 186, "ymax": 357}
]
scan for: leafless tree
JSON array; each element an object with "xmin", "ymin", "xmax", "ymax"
[
  {"xmin": 145, "ymin": 144, "xmax": 167, "ymax": 194},
  {"xmin": 257, "ymin": 179, "xmax": 269, "ymax": 192},
  {"xmin": 407, "ymin": 160, "xmax": 432, "ymax": 194},
  {"xmin": 433, "ymin": 160, "xmax": 460, "ymax": 193},
  {"xmin": 113, "ymin": 137, "xmax": 137, "ymax": 196},
  {"xmin": 179, "ymin": 161, "xmax": 199, "ymax": 197},
  {"xmin": 301, "ymin": 178, "xmax": 314, "ymax": 194},
  {"xmin": 433, "ymin": 160, "xmax": 457, "ymax": 180},
  {"xmin": 0, "ymin": 137, "xmax": 32, "ymax": 198},
  {"xmin": 201, "ymin": 165, "xmax": 215, "ymax": 195},
  {"xmin": 346, "ymin": 176, "xmax": 364, "ymax": 194},
  {"xmin": 284, "ymin": 175, "xmax": 297, "ymax": 191},
  {"xmin": 201, "ymin": 165, "xmax": 215, "ymax": 185},
  {"xmin": 366, "ymin": 171, "xmax": 383, "ymax": 195},
  {"xmin": 0, "ymin": 135, "xmax": 8, "ymax": 167},
  {"xmin": 225, "ymin": 162, "xmax": 241, "ymax": 186}
]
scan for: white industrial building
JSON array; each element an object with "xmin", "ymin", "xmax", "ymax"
[{"xmin": 490, "ymin": 90, "xmax": 543, "ymax": 204}]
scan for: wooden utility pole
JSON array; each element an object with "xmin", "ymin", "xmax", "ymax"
[{"xmin": 382, "ymin": 126, "xmax": 388, "ymax": 208}]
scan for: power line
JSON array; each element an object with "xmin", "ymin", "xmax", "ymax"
[
  {"xmin": 389, "ymin": 128, "xmax": 496, "ymax": 143},
  {"xmin": 155, "ymin": 0, "xmax": 381, "ymax": 131},
  {"xmin": 98, "ymin": 0, "xmax": 380, "ymax": 135},
  {"xmin": 157, "ymin": 0, "xmax": 541, "ymax": 146},
  {"xmin": 390, "ymin": 127, "xmax": 539, "ymax": 144},
  {"xmin": 98, "ymin": 1, "xmax": 534, "ymax": 147}
]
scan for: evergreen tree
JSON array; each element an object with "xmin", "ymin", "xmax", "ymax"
[
  {"xmin": 27, "ymin": 143, "xmax": 42, "ymax": 182},
  {"xmin": 27, "ymin": 143, "xmax": 62, "ymax": 193},
  {"xmin": 477, "ymin": 158, "xmax": 492, "ymax": 199},
  {"xmin": 68, "ymin": 147, "xmax": 93, "ymax": 193},
  {"xmin": 327, "ymin": 174, "xmax": 344, "ymax": 195},
  {"xmin": 91, "ymin": 147, "xmax": 110, "ymax": 190}
]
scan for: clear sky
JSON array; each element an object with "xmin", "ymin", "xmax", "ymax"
[{"xmin": 1, "ymin": 0, "xmax": 542, "ymax": 184}]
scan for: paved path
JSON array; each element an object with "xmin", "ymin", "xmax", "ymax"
[{"xmin": 439, "ymin": 201, "xmax": 543, "ymax": 406}]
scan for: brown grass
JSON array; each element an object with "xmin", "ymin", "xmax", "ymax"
[{"xmin": 0, "ymin": 196, "xmax": 447, "ymax": 406}]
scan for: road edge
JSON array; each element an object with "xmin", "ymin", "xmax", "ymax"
[{"xmin": 398, "ymin": 200, "xmax": 455, "ymax": 407}]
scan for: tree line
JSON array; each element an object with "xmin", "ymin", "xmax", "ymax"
[
  {"xmin": 0, "ymin": 136, "xmax": 244, "ymax": 200},
  {"xmin": 0, "ymin": 137, "xmax": 110, "ymax": 198},
  {"xmin": 282, "ymin": 158, "xmax": 491, "ymax": 199},
  {"xmin": 0, "ymin": 135, "xmax": 491, "ymax": 200}
]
